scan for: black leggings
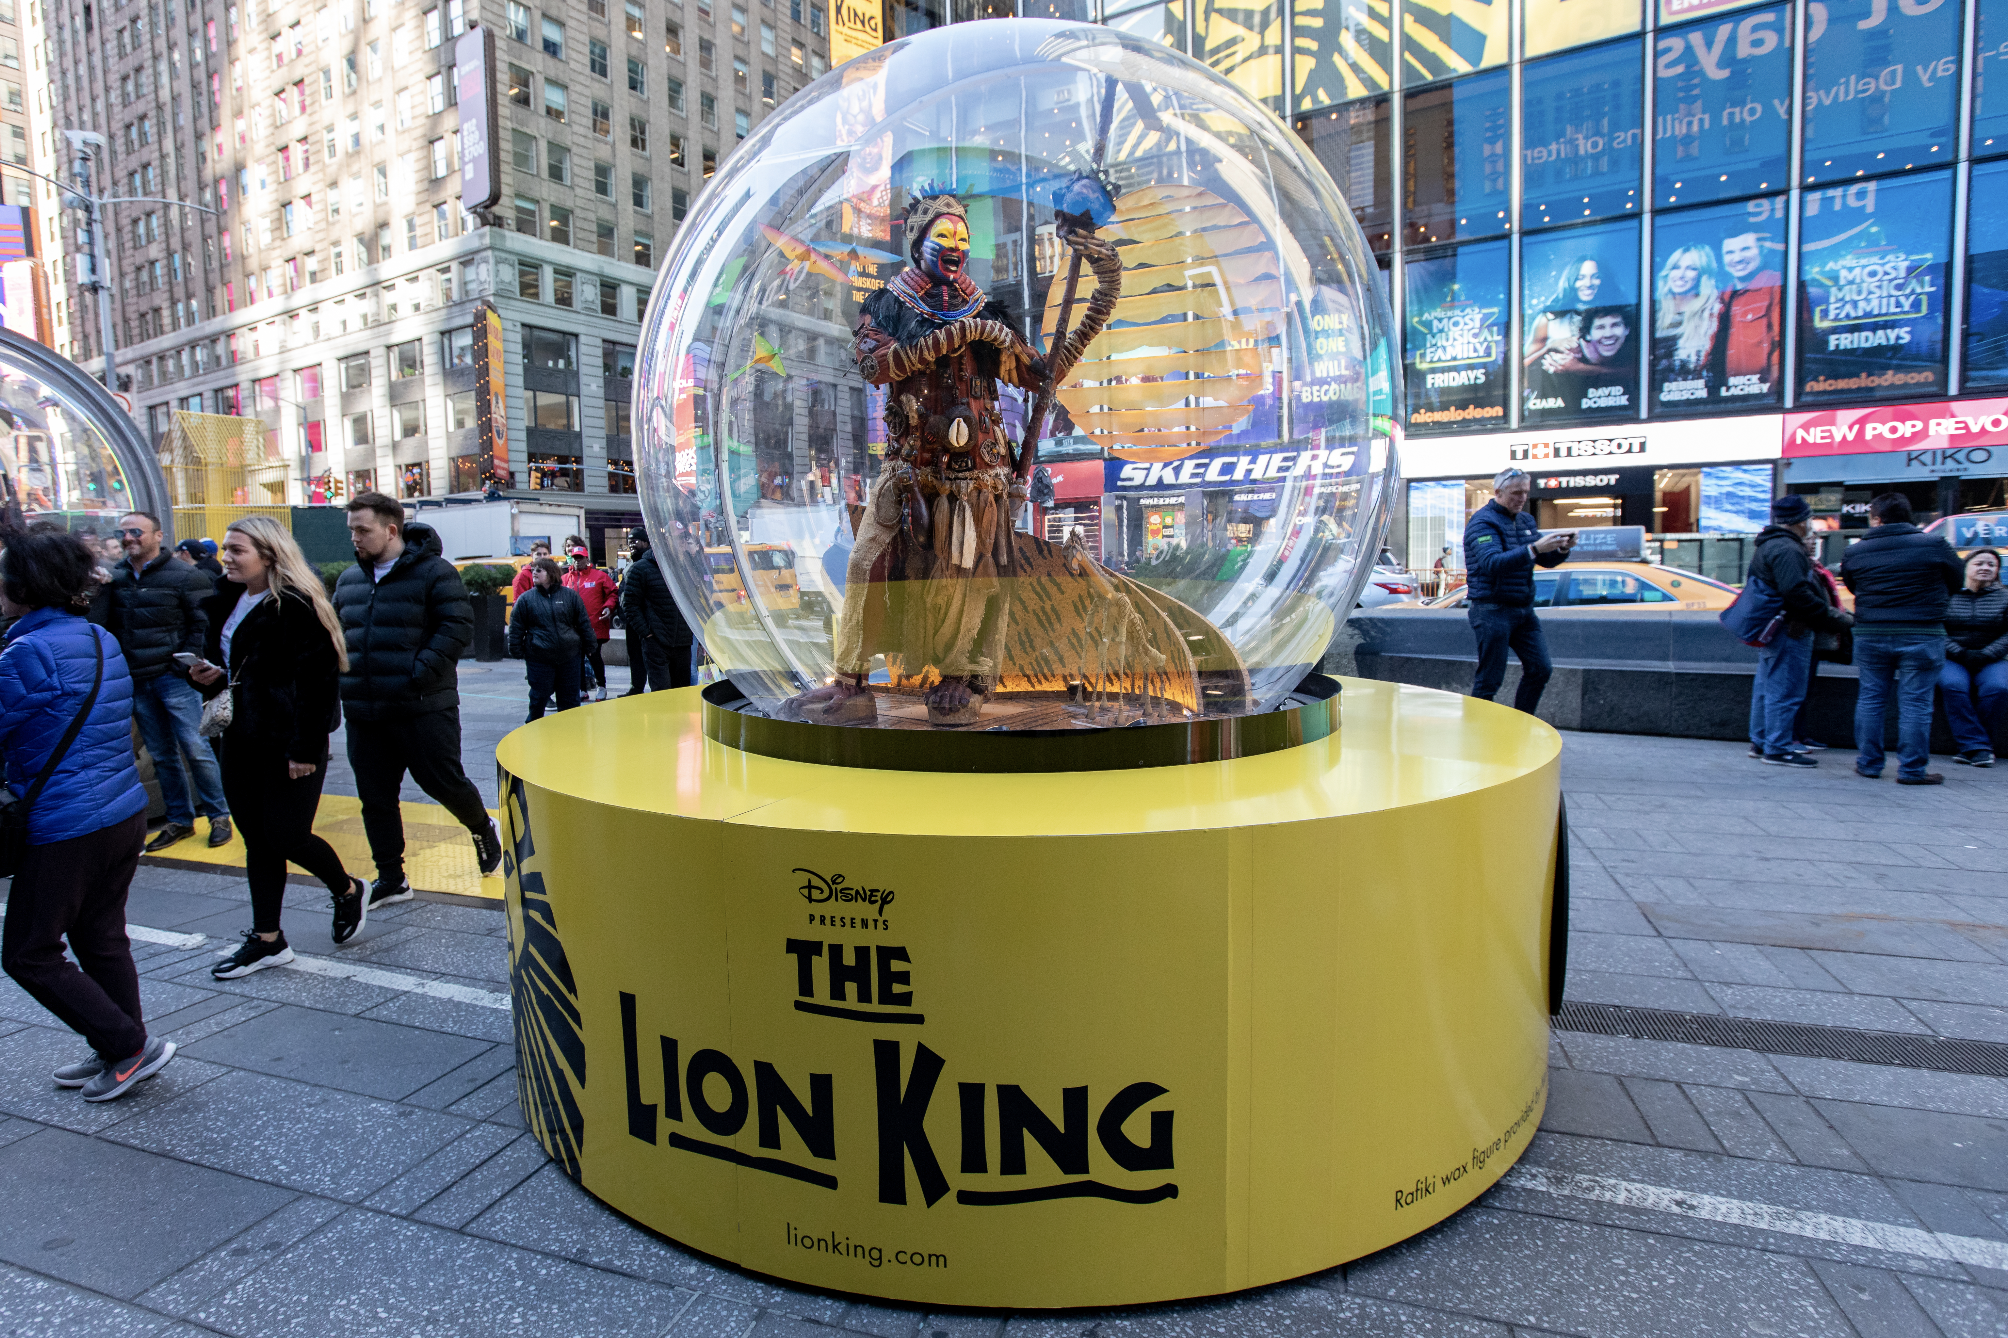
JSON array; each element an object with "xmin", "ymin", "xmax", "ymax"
[
  {"xmin": 221, "ymin": 737, "xmax": 351, "ymax": 933},
  {"xmin": 584, "ymin": 638, "xmax": 607, "ymax": 692}
]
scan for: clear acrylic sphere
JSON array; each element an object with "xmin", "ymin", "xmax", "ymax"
[{"xmin": 635, "ymin": 17, "xmax": 1400, "ymax": 730}]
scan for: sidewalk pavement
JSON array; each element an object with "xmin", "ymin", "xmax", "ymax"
[{"xmin": 0, "ymin": 727, "xmax": 2005, "ymax": 1336}]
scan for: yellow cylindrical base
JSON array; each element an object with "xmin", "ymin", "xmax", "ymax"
[{"xmin": 495, "ymin": 679, "xmax": 1561, "ymax": 1308}]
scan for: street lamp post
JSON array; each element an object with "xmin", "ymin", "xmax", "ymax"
[{"xmin": 27, "ymin": 130, "xmax": 224, "ymax": 398}]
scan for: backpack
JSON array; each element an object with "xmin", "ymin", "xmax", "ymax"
[{"xmin": 1719, "ymin": 571, "xmax": 1786, "ymax": 647}]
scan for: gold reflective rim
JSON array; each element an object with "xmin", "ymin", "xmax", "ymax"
[{"xmin": 699, "ymin": 675, "xmax": 1340, "ymax": 773}]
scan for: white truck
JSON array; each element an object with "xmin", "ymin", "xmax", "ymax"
[{"xmin": 408, "ymin": 498, "xmax": 589, "ymax": 561}]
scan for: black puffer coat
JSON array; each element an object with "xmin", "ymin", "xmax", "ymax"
[
  {"xmin": 1838, "ymin": 523, "xmax": 1965, "ymax": 633},
  {"xmin": 199, "ymin": 582, "xmax": 342, "ymax": 763},
  {"xmin": 1945, "ymin": 584, "xmax": 2008, "ymax": 666},
  {"xmin": 331, "ymin": 521, "xmax": 472, "ymax": 722},
  {"xmin": 507, "ymin": 583, "xmax": 595, "ymax": 664},
  {"xmin": 107, "ymin": 552, "xmax": 213, "ymax": 681},
  {"xmin": 620, "ymin": 547, "xmax": 694, "ymax": 647}
]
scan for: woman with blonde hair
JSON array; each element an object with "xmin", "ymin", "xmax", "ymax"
[
  {"xmin": 1653, "ymin": 244, "xmax": 1722, "ymax": 381},
  {"xmin": 188, "ymin": 516, "xmax": 369, "ymax": 976}
]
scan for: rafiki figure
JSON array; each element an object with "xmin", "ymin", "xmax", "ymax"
[{"xmin": 791, "ymin": 188, "xmax": 1121, "ymax": 726}]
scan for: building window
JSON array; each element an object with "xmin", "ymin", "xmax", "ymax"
[
  {"xmin": 628, "ymin": 56, "xmax": 646, "ymax": 96},
  {"xmin": 424, "ymin": 7, "xmax": 442, "ymax": 48},
  {"xmin": 761, "ymin": 70, "xmax": 775, "ymax": 107},
  {"xmin": 392, "ymin": 401, "xmax": 426, "ymax": 438},
  {"xmin": 518, "ymin": 260, "xmax": 543, "ymax": 300},
  {"xmin": 541, "ymin": 16, "xmax": 565, "ymax": 59},
  {"xmin": 1653, "ymin": 5, "xmax": 1791, "ymax": 208},
  {"xmin": 593, "ymin": 99, "xmax": 614, "ymax": 137},
  {"xmin": 447, "ymin": 327, "xmax": 476, "ymax": 366},
  {"xmin": 1401, "ymin": 69, "xmax": 1509, "ymax": 247},
  {"xmin": 428, "ymin": 72, "xmax": 447, "ymax": 114},
  {"xmin": 633, "ymin": 233, "xmax": 653, "ymax": 268},
  {"xmin": 341, "ymin": 352, "xmax": 371, "ymax": 390},
  {"xmin": 664, "ymin": 20, "xmax": 682, "ymax": 55},
  {"xmin": 297, "ymin": 365, "xmax": 324, "ymax": 400},
  {"xmin": 590, "ymin": 37, "xmax": 609, "ymax": 78},
  {"xmin": 347, "ymin": 409, "xmax": 373, "ymax": 445},
  {"xmin": 508, "ymin": 0, "xmax": 531, "ymax": 43},
  {"xmin": 607, "ymin": 460, "xmax": 637, "ymax": 494},
  {"xmin": 600, "ymin": 280, "xmax": 621, "ymax": 316},
  {"xmin": 666, "ymin": 77, "xmax": 685, "ymax": 114},
  {"xmin": 399, "ymin": 461, "xmax": 431, "ymax": 498},
  {"xmin": 389, "ymin": 339, "xmax": 422, "ymax": 380},
  {"xmin": 514, "ymin": 196, "xmax": 539, "ymax": 234},
  {"xmin": 702, "ymin": 146, "xmax": 716, "ymax": 178},
  {"xmin": 735, "ymin": 108, "xmax": 749, "ymax": 139},
  {"xmin": 1802, "ymin": 0, "xmax": 1958, "ymax": 186},
  {"xmin": 671, "ymin": 186, "xmax": 688, "ymax": 221},
  {"xmin": 552, "ymin": 268, "xmax": 576, "ymax": 308},
  {"xmin": 701, "ymin": 93, "xmax": 717, "ymax": 128},
  {"xmin": 627, "ymin": 0, "xmax": 646, "ymax": 39},
  {"xmin": 512, "ymin": 129, "xmax": 538, "ymax": 173},
  {"xmin": 547, "ymin": 140, "xmax": 572, "ymax": 184},
  {"xmin": 594, "ymin": 160, "xmax": 615, "ymax": 198},
  {"xmin": 632, "ymin": 172, "xmax": 651, "ymax": 211},
  {"xmin": 448, "ymin": 389, "xmax": 476, "ymax": 428},
  {"xmin": 731, "ymin": 6, "xmax": 746, "ymax": 39},
  {"xmin": 699, "ymin": 37, "xmax": 714, "ymax": 73},
  {"xmin": 733, "ymin": 57, "xmax": 748, "ymax": 93},
  {"xmin": 549, "ymin": 204, "xmax": 573, "ymax": 246},
  {"xmin": 430, "ymin": 137, "xmax": 450, "ymax": 178},
  {"xmin": 630, "ymin": 115, "xmax": 649, "ymax": 152},
  {"xmin": 760, "ymin": 21, "xmax": 775, "ymax": 55},
  {"xmin": 1521, "ymin": 38, "xmax": 1643, "ymax": 230},
  {"xmin": 668, "ymin": 134, "xmax": 686, "ymax": 167},
  {"xmin": 508, "ymin": 63, "xmax": 533, "ymax": 105},
  {"xmin": 544, "ymin": 80, "xmax": 569, "ymax": 122},
  {"xmin": 529, "ymin": 389, "xmax": 579, "ymax": 429},
  {"xmin": 523, "ymin": 328, "xmax": 578, "ymax": 369},
  {"xmin": 596, "ymin": 217, "xmax": 617, "ymax": 256},
  {"xmin": 528, "ymin": 454, "xmax": 584, "ymax": 491},
  {"xmin": 1521, "ymin": 219, "xmax": 1640, "ymax": 427}
]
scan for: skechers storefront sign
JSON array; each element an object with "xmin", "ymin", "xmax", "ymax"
[{"xmin": 1105, "ymin": 444, "xmax": 1365, "ymax": 492}]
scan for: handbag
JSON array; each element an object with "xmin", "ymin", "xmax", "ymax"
[
  {"xmin": 1719, "ymin": 571, "xmax": 1786, "ymax": 647},
  {"xmin": 198, "ymin": 673, "xmax": 236, "ymax": 737},
  {"xmin": 0, "ymin": 631, "xmax": 105, "ymax": 876}
]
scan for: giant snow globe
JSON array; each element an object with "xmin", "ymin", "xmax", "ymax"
[{"xmin": 635, "ymin": 18, "xmax": 1399, "ymax": 735}]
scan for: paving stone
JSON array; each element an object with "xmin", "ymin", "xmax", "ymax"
[
  {"xmin": 909, "ymin": 1316, "xmax": 1002, "ymax": 1338},
  {"xmin": 467, "ymin": 1162, "xmax": 719, "ymax": 1287},
  {"xmin": 1771, "ymin": 1055, "xmax": 2008, "ymax": 1120},
  {"xmin": 358, "ymin": 986, "xmax": 514, "ymax": 1044},
  {"xmin": 838, "ymin": 1300, "xmax": 924, "ymax": 1338},
  {"xmin": 170, "ymin": 906, "xmax": 418, "ymax": 961},
  {"xmin": 123, "ymin": 883, "xmax": 244, "ymax": 930},
  {"xmin": 1555, "ymin": 1033, "xmax": 1792, "ymax": 1093},
  {"xmin": 445, "ymin": 1068, "xmax": 524, "ymax": 1123},
  {"xmin": 1810, "ymin": 1100, "xmax": 2008, "ymax": 1192},
  {"xmin": 0, "ymin": 1126, "xmax": 294, "ymax": 1299},
  {"xmin": 140, "ymin": 989, "xmax": 253, "ymax": 1035},
  {"xmin": 1537, "ymin": 1069, "xmax": 1649, "ymax": 1143},
  {"xmin": 1805, "ymin": 952, "xmax": 2008, "ymax": 1007},
  {"xmin": 1662, "ymin": 938, "xmax": 1795, "ymax": 987},
  {"xmin": 155, "ymin": 997, "xmax": 283, "ymax": 1045},
  {"xmin": 405, "ymin": 1044, "xmax": 514, "ymax": 1110},
  {"xmin": 664, "ymin": 1292, "xmax": 758, "ymax": 1338},
  {"xmin": 138, "ymin": 1195, "xmax": 346, "ymax": 1316},
  {"xmin": 0, "ymin": 1025, "xmax": 228, "ymax": 1135},
  {"xmin": 1752, "ymin": 945, "xmax": 1853, "ymax": 992},
  {"xmin": 1620, "ymin": 1078, "xmax": 1724, "ymax": 1154},
  {"xmin": 362, "ymin": 1120, "xmax": 523, "ymax": 1215},
  {"xmin": 1743, "ymin": 1091, "xmax": 1872, "ymax": 1173},
  {"xmin": 344, "ymin": 927, "xmax": 510, "ymax": 984},
  {"xmin": 179, "ymin": 1004, "xmax": 491, "ymax": 1101},
  {"xmin": 1346, "ymin": 1206, "xmax": 1849, "ymax": 1336},
  {"xmin": 1901, "ymin": 999, "xmax": 2008, "ymax": 1044},
  {"xmin": 1811, "ymin": 1260, "xmax": 1947, "ymax": 1338},
  {"xmin": 385, "ymin": 900, "xmax": 509, "ymax": 936},
  {"xmin": 0, "ymin": 1259, "xmax": 186, "ymax": 1336},
  {"xmin": 1110, "ymin": 1285, "xmax": 1514, "ymax": 1337},
  {"xmin": 409, "ymin": 1130, "xmax": 549, "ymax": 1228},
  {"xmin": 1566, "ymin": 932, "xmax": 1693, "ymax": 979},
  {"xmin": 1704, "ymin": 982, "xmax": 1938, "ymax": 1033},
  {"xmin": 1563, "ymin": 970, "xmax": 1726, "ymax": 1014},
  {"xmin": 103, "ymin": 1068, "xmax": 471, "ymax": 1203},
  {"xmin": 191, "ymin": 1208, "xmax": 689, "ymax": 1337},
  {"xmin": 163, "ymin": 953, "xmax": 409, "ymax": 1016},
  {"xmin": 1681, "ymin": 1085, "xmax": 1795, "ymax": 1163},
  {"xmin": 1901, "ymin": 1276, "xmax": 2008, "ymax": 1338}
]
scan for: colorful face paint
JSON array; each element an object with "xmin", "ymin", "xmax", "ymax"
[{"xmin": 920, "ymin": 215, "xmax": 970, "ymax": 283}]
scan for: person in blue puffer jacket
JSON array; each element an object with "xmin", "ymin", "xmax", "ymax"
[
  {"xmin": 0, "ymin": 529, "xmax": 175, "ymax": 1102},
  {"xmin": 1461, "ymin": 467, "xmax": 1576, "ymax": 714}
]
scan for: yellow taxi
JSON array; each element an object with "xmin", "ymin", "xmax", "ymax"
[
  {"xmin": 704, "ymin": 543, "xmax": 801, "ymax": 613},
  {"xmin": 1388, "ymin": 562, "xmax": 1741, "ymax": 611}
]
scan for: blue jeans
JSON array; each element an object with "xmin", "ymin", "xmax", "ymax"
[
  {"xmin": 1853, "ymin": 634, "xmax": 1945, "ymax": 779},
  {"xmin": 130, "ymin": 674, "xmax": 229, "ymax": 825},
  {"xmin": 1748, "ymin": 629, "xmax": 1814, "ymax": 756},
  {"xmin": 1468, "ymin": 603, "xmax": 1553, "ymax": 714},
  {"xmin": 1940, "ymin": 656, "xmax": 2008, "ymax": 755}
]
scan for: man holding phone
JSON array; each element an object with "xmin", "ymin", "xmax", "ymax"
[
  {"xmin": 1462, "ymin": 468, "xmax": 1576, "ymax": 715},
  {"xmin": 106, "ymin": 511, "xmax": 231, "ymax": 851}
]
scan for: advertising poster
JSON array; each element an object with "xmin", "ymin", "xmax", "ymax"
[
  {"xmin": 453, "ymin": 28, "xmax": 499, "ymax": 211},
  {"xmin": 1404, "ymin": 242, "xmax": 1509, "ymax": 433},
  {"xmin": 1524, "ymin": 0, "xmax": 1639, "ymax": 59},
  {"xmin": 1650, "ymin": 199, "xmax": 1784, "ymax": 412},
  {"xmin": 1963, "ymin": 160, "xmax": 2008, "ymax": 389},
  {"xmin": 829, "ymin": 0, "xmax": 884, "ymax": 66},
  {"xmin": 1796, "ymin": 172, "xmax": 1951, "ymax": 405},
  {"xmin": 1800, "ymin": 0, "xmax": 1962, "ymax": 184},
  {"xmin": 472, "ymin": 299, "xmax": 511, "ymax": 487},
  {"xmin": 1522, "ymin": 220, "xmax": 1641, "ymax": 425},
  {"xmin": 1400, "ymin": 0, "xmax": 1509, "ymax": 82},
  {"xmin": 1652, "ymin": 2, "xmax": 1793, "ymax": 207}
]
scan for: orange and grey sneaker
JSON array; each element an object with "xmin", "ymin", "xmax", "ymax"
[
  {"xmin": 52, "ymin": 1054, "xmax": 105, "ymax": 1088},
  {"xmin": 80, "ymin": 1037, "xmax": 176, "ymax": 1103}
]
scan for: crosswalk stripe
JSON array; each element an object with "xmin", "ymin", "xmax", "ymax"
[
  {"xmin": 271, "ymin": 951, "xmax": 512, "ymax": 1011},
  {"xmin": 0, "ymin": 905, "xmax": 205, "ymax": 951},
  {"xmin": 1503, "ymin": 1165, "xmax": 2008, "ymax": 1272}
]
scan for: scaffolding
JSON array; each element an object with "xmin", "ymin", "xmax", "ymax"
[{"xmin": 159, "ymin": 411, "xmax": 292, "ymax": 542}]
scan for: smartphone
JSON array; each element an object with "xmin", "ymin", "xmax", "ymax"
[{"xmin": 172, "ymin": 652, "xmax": 210, "ymax": 670}]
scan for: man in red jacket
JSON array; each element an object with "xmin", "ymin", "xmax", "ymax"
[{"xmin": 561, "ymin": 543, "xmax": 618, "ymax": 701}]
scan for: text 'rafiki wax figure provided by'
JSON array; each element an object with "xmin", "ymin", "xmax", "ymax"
[{"xmin": 494, "ymin": 16, "xmax": 1567, "ymax": 1315}]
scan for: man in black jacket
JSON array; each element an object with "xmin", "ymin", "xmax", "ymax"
[
  {"xmin": 333, "ymin": 493, "xmax": 502, "ymax": 904},
  {"xmin": 1839, "ymin": 492, "xmax": 1966, "ymax": 784},
  {"xmin": 619, "ymin": 528, "xmax": 696, "ymax": 692},
  {"xmin": 1461, "ymin": 468, "xmax": 1575, "ymax": 714},
  {"xmin": 108, "ymin": 510, "xmax": 232, "ymax": 851},
  {"xmin": 1745, "ymin": 495, "xmax": 1853, "ymax": 766}
]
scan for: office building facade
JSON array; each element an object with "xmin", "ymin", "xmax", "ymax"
[{"xmin": 35, "ymin": 0, "xmax": 827, "ymax": 539}]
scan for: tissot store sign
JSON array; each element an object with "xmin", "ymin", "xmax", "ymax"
[{"xmin": 1402, "ymin": 415, "xmax": 1783, "ymax": 480}]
